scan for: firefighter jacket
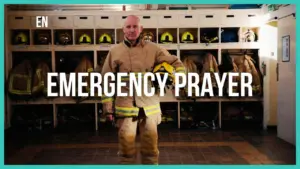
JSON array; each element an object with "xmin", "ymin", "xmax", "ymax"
[
  {"xmin": 7, "ymin": 59, "xmax": 33, "ymax": 100},
  {"xmin": 32, "ymin": 61, "xmax": 51, "ymax": 97},
  {"xmin": 101, "ymin": 37, "xmax": 185, "ymax": 118}
]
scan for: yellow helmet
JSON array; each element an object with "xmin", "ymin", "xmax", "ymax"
[
  {"xmin": 160, "ymin": 32, "xmax": 173, "ymax": 44},
  {"xmin": 79, "ymin": 34, "xmax": 92, "ymax": 44},
  {"xmin": 99, "ymin": 33, "xmax": 112, "ymax": 44},
  {"xmin": 153, "ymin": 62, "xmax": 175, "ymax": 87},
  {"xmin": 181, "ymin": 31, "xmax": 194, "ymax": 43},
  {"xmin": 14, "ymin": 32, "xmax": 28, "ymax": 45}
]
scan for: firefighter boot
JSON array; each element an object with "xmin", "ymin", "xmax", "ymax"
[
  {"xmin": 139, "ymin": 113, "xmax": 161, "ymax": 164},
  {"xmin": 117, "ymin": 117, "xmax": 138, "ymax": 164}
]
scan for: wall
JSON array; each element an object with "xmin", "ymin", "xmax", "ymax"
[
  {"xmin": 267, "ymin": 21, "xmax": 278, "ymax": 126},
  {"xmin": 261, "ymin": 5, "xmax": 296, "ymax": 145},
  {"xmin": 259, "ymin": 20, "xmax": 278, "ymax": 128},
  {"xmin": 277, "ymin": 14, "xmax": 296, "ymax": 145}
]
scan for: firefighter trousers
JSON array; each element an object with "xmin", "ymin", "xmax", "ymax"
[{"xmin": 116, "ymin": 108, "xmax": 162, "ymax": 164}]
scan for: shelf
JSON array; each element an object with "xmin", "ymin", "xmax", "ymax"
[
  {"xmin": 179, "ymin": 43, "xmax": 219, "ymax": 50},
  {"xmin": 11, "ymin": 98, "xmax": 54, "ymax": 105},
  {"xmin": 54, "ymin": 45, "xmax": 98, "ymax": 51},
  {"xmin": 220, "ymin": 42, "xmax": 260, "ymax": 49},
  {"xmin": 158, "ymin": 44, "xmax": 178, "ymax": 50},
  {"xmin": 11, "ymin": 96, "xmax": 263, "ymax": 105},
  {"xmin": 10, "ymin": 45, "xmax": 52, "ymax": 51}
]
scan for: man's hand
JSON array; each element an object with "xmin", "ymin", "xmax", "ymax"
[
  {"xmin": 106, "ymin": 114, "xmax": 113, "ymax": 122},
  {"xmin": 103, "ymin": 102, "xmax": 113, "ymax": 113},
  {"xmin": 103, "ymin": 102, "xmax": 114, "ymax": 122}
]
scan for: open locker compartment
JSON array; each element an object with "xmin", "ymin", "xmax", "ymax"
[
  {"xmin": 179, "ymin": 102, "xmax": 219, "ymax": 130},
  {"xmin": 221, "ymin": 101, "xmax": 264, "ymax": 130},
  {"xmin": 10, "ymin": 104, "xmax": 54, "ymax": 133},
  {"xmin": 55, "ymin": 103, "xmax": 96, "ymax": 133},
  {"xmin": 10, "ymin": 51, "xmax": 53, "ymax": 101},
  {"xmin": 158, "ymin": 102, "xmax": 179, "ymax": 130}
]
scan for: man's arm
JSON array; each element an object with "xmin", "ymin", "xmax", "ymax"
[{"xmin": 155, "ymin": 45, "xmax": 185, "ymax": 74}]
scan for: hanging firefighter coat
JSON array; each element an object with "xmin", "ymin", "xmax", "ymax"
[
  {"xmin": 233, "ymin": 55, "xmax": 262, "ymax": 96},
  {"xmin": 199, "ymin": 53, "xmax": 219, "ymax": 93},
  {"xmin": 101, "ymin": 37, "xmax": 186, "ymax": 118},
  {"xmin": 7, "ymin": 59, "xmax": 33, "ymax": 101},
  {"xmin": 182, "ymin": 56, "xmax": 199, "ymax": 99},
  {"xmin": 231, "ymin": 58, "xmax": 240, "ymax": 94},
  {"xmin": 74, "ymin": 56, "xmax": 95, "ymax": 102},
  {"xmin": 32, "ymin": 61, "xmax": 51, "ymax": 98}
]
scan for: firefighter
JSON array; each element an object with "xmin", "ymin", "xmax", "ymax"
[{"xmin": 101, "ymin": 15, "xmax": 185, "ymax": 164}]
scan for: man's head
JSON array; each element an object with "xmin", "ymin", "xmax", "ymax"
[{"xmin": 123, "ymin": 15, "xmax": 143, "ymax": 41}]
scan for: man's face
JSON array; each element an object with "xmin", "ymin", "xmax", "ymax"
[{"xmin": 123, "ymin": 17, "xmax": 143, "ymax": 41}]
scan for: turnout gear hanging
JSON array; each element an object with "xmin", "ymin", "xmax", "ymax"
[
  {"xmin": 218, "ymin": 52, "xmax": 235, "ymax": 97},
  {"xmin": 32, "ymin": 61, "xmax": 52, "ymax": 98},
  {"xmin": 73, "ymin": 56, "xmax": 95, "ymax": 103},
  {"xmin": 182, "ymin": 56, "xmax": 199, "ymax": 100},
  {"xmin": 233, "ymin": 54, "xmax": 262, "ymax": 96},
  {"xmin": 199, "ymin": 53, "xmax": 219, "ymax": 97},
  {"xmin": 230, "ymin": 57, "xmax": 240, "ymax": 95},
  {"xmin": 7, "ymin": 60, "xmax": 33, "ymax": 101}
]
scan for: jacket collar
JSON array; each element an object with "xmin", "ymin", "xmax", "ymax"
[{"xmin": 123, "ymin": 35, "xmax": 144, "ymax": 48}]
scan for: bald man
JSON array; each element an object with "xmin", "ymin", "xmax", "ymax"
[{"xmin": 101, "ymin": 15, "xmax": 185, "ymax": 164}]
